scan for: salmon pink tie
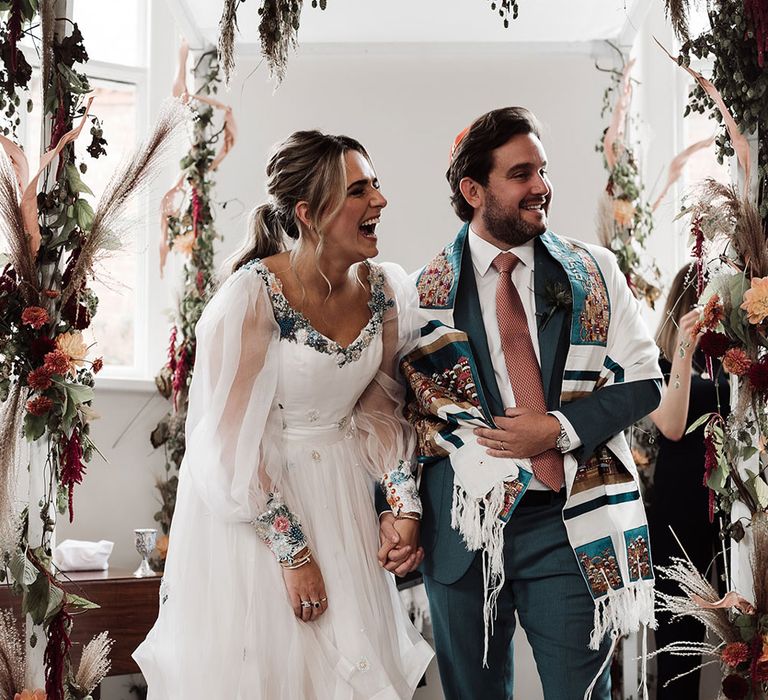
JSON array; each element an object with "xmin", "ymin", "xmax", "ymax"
[{"xmin": 492, "ymin": 252, "xmax": 564, "ymax": 491}]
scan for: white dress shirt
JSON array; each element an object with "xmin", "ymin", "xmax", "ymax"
[{"xmin": 467, "ymin": 227, "xmax": 580, "ymax": 490}]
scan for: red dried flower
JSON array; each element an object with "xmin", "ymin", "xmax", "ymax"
[
  {"xmin": 27, "ymin": 367, "xmax": 53, "ymax": 391},
  {"xmin": 61, "ymin": 294, "xmax": 91, "ymax": 330},
  {"xmin": 60, "ymin": 428, "xmax": 86, "ymax": 522},
  {"xmin": 702, "ymin": 294, "xmax": 725, "ymax": 329},
  {"xmin": 722, "ymin": 673, "xmax": 749, "ymax": 699},
  {"xmin": 91, "ymin": 357, "xmax": 103, "ymax": 374},
  {"xmin": 29, "ymin": 337, "xmax": 56, "ymax": 364},
  {"xmin": 26, "ymin": 395, "xmax": 53, "ymax": 416},
  {"xmin": 43, "ymin": 606, "xmax": 72, "ymax": 700},
  {"xmin": 748, "ymin": 357, "xmax": 768, "ymax": 394},
  {"xmin": 723, "ymin": 348, "xmax": 752, "ymax": 376},
  {"xmin": 703, "ymin": 431, "xmax": 718, "ymax": 523},
  {"xmin": 699, "ymin": 331, "xmax": 731, "ymax": 359},
  {"xmin": 21, "ymin": 306, "xmax": 50, "ymax": 329},
  {"xmin": 43, "ymin": 350, "xmax": 70, "ymax": 376},
  {"xmin": 43, "ymin": 289, "xmax": 60, "ymax": 299},
  {"xmin": 722, "ymin": 642, "xmax": 751, "ymax": 667}
]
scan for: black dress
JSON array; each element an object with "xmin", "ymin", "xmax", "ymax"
[{"xmin": 648, "ymin": 352, "xmax": 729, "ymax": 699}]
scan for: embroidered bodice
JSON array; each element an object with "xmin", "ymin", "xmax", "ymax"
[{"xmin": 245, "ymin": 258, "xmax": 391, "ymax": 435}]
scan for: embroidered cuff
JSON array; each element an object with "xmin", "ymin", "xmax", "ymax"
[
  {"xmin": 381, "ymin": 461, "xmax": 422, "ymax": 517},
  {"xmin": 251, "ymin": 492, "xmax": 308, "ymax": 564}
]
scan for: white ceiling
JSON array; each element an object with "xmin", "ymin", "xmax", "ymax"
[{"xmin": 170, "ymin": 0, "xmax": 646, "ymax": 48}]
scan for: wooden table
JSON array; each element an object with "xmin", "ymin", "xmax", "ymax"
[{"xmin": 0, "ymin": 568, "xmax": 161, "ymax": 682}]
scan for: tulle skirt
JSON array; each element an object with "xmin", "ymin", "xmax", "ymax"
[{"xmin": 133, "ymin": 424, "xmax": 433, "ymax": 699}]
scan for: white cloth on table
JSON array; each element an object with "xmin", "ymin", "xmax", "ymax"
[{"xmin": 52, "ymin": 539, "xmax": 113, "ymax": 571}]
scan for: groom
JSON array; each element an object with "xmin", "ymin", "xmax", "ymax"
[{"xmin": 380, "ymin": 107, "xmax": 661, "ymax": 699}]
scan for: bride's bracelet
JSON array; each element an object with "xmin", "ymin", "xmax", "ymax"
[
  {"xmin": 252, "ymin": 492, "xmax": 309, "ymax": 566},
  {"xmin": 281, "ymin": 549, "xmax": 312, "ymax": 570},
  {"xmin": 381, "ymin": 460, "xmax": 422, "ymax": 518}
]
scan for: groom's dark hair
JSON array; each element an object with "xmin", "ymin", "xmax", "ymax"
[{"xmin": 447, "ymin": 106, "xmax": 542, "ymax": 222}]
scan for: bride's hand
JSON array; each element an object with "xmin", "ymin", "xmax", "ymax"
[{"xmin": 282, "ymin": 552, "xmax": 328, "ymax": 622}]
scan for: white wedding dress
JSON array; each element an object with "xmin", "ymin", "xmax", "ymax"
[{"xmin": 133, "ymin": 259, "xmax": 433, "ymax": 699}]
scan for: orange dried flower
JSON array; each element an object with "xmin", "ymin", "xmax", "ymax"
[
  {"xmin": 43, "ymin": 289, "xmax": 60, "ymax": 299},
  {"xmin": 15, "ymin": 690, "xmax": 47, "ymax": 700},
  {"xmin": 156, "ymin": 534, "xmax": 169, "ymax": 560},
  {"xmin": 55, "ymin": 331, "xmax": 87, "ymax": 373},
  {"xmin": 722, "ymin": 348, "xmax": 751, "ymax": 376},
  {"xmin": 21, "ymin": 306, "xmax": 49, "ymax": 329},
  {"xmin": 612, "ymin": 198, "xmax": 635, "ymax": 228},
  {"xmin": 702, "ymin": 294, "xmax": 725, "ymax": 329},
  {"xmin": 27, "ymin": 367, "xmax": 53, "ymax": 391},
  {"xmin": 741, "ymin": 276, "xmax": 768, "ymax": 324},
  {"xmin": 26, "ymin": 396, "xmax": 53, "ymax": 416},
  {"xmin": 173, "ymin": 230, "xmax": 196, "ymax": 256}
]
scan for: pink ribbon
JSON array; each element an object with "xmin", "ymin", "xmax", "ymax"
[
  {"xmin": 691, "ymin": 590, "xmax": 756, "ymax": 615},
  {"xmin": 159, "ymin": 40, "xmax": 237, "ymax": 274},
  {"xmin": 0, "ymin": 96, "xmax": 94, "ymax": 257},
  {"xmin": 657, "ymin": 40, "xmax": 751, "ymax": 194},
  {"xmin": 651, "ymin": 135, "xmax": 716, "ymax": 211},
  {"xmin": 603, "ymin": 59, "xmax": 635, "ymax": 172}
]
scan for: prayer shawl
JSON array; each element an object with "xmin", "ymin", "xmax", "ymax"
[{"xmin": 402, "ymin": 226, "xmax": 661, "ymax": 663}]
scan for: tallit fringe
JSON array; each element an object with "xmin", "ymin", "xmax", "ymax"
[
  {"xmin": 451, "ymin": 481, "xmax": 507, "ymax": 666},
  {"xmin": 588, "ymin": 580, "xmax": 656, "ymax": 650}
]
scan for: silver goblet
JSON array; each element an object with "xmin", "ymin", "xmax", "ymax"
[{"xmin": 133, "ymin": 528, "xmax": 158, "ymax": 577}]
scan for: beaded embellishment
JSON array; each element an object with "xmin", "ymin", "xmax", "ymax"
[
  {"xmin": 246, "ymin": 259, "xmax": 394, "ymax": 367},
  {"xmin": 381, "ymin": 461, "xmax": 422, "ymax": 517},
  {"xmin": 251, "ymin": 492, "xmax": 308, "ymax": 564}
]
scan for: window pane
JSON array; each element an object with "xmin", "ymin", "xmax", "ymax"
[
  {"xmin": 79, "ymin": 81, "xmax": 140, "ymax": 369},
  {"xmin": 73, "ymin": 0, "xmax": 146, "ymax": 66}
]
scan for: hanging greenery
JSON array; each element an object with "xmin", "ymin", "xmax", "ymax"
[
  {"xmin": 0, "ymin": 0, "xmax": 35, "ymax": 135},
  {"xmin": 150, "ymin": 46, "xmax": 233, "ymax": 567},
  {"xmin": 0, "ymin": 4, "xmax": 186, "ymax": 697},
  {"xmin": 595, "ymin": 52, "xmax": 661, "ymax": 308},
  {"xmin": 677, "ymin": 0, "xmax": 768, "ymax": 218},
  {"xmin": 217, "ymin": 0, "xmax": 522, "ymax": 84}
]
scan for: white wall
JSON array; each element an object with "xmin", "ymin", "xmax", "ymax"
[{"xmin": 57, "ymin": 15, "xmax": 644, "ymax": 700}]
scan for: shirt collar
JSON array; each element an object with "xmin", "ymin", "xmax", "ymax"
[{"xmin": 468, "ymin": 225, "xmax": 536, "ymax": 277}]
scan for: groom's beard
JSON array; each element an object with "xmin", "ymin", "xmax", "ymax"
[{"xmin": 481, "ymin": 190, "xmax": 548, "ymax": 247}]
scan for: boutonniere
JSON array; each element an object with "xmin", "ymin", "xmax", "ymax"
[{"xmin": 537, "ymin": 281, "xmax": 572, "ymax": 331}]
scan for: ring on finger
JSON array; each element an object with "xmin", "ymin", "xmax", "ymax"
[
  {"xmin": 498, "ymin": 440, "xmax": 505, "ymax": 451},
  {"xmin": 320, "ymin": 597, "xmax": 327, "ymax": 603},
  {"xmin": 312, "ymin": 601, "xmax": 321, "ymax": 609},
  {"xmin": 300, "ymin": 600, "xmax": 312, "ymax": 609}
]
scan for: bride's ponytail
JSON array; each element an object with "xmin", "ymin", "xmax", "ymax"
[
  {"xmin": 228, "ymin": 130, "xmax": 370, "ymax": 275},
  {"xmin": 229, "ymin": 202, "xmax": 289, "ymax": 273}
]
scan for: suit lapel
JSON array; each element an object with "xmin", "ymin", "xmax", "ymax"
[
  {"xmin": 534, "ymin": 238, "xmax": 569, "ymax": 408},
  {"xmin": 453, "ymin": 234, "xmax": 504, "ymax": 417}
]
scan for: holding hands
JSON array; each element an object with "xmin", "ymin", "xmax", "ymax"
[{"xmin": 377, "ymin": 512, "xmax": 424, "ymax": 576}]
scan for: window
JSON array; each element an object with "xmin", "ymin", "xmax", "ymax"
[{"xmin": 17, "ymin": 2, "xmax": 149, "ymax": 378}]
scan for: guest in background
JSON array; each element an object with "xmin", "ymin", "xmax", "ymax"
[{"xmin": 649, "ymin": 264, "xmax": 729, "ymax": 698}]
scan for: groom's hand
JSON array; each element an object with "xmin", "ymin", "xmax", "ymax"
[
  {"xmin": 378, "ymin": 512, "xmax": 424, "ymax": 576},
  {"xmin": 474, "ymin": 407, "xmax": 560, "ymax": 458}
]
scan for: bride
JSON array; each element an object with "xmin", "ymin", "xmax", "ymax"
[{"xmin": 134, "ymin": 130, "xmax": 433, "ymax": 698}]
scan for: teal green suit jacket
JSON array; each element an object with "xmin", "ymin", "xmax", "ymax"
[{"xmin": 410, "ymin": 228, "xmax": 660, "ymax": 585}]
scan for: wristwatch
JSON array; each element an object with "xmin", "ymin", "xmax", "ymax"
[{"xmin": 555, "ymin": 420, "xmax": 571, "ymax": 453}]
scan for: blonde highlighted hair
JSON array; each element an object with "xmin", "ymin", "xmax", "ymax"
[{"xmin": 228, "ymin": 130, "xmax": 371, "ymax": 273}]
